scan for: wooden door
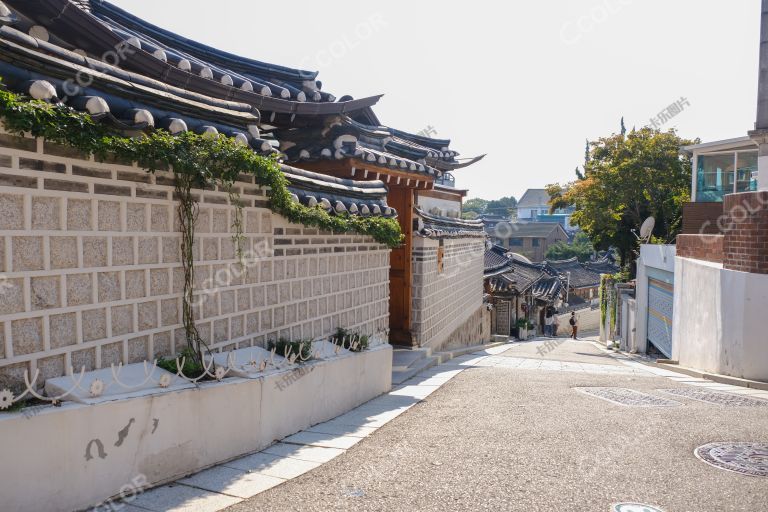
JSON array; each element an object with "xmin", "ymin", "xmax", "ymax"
[{"xmin": 388, "ymin": 186, "xmax": 414, "ymax": 346}]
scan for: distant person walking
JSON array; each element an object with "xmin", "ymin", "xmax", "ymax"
[
  {"xmin": 553, "ymin": 314, "xmax": 560, "ymax": 337},
  {"xmin": 569, "ymin": 312, "xmax": 578, "ymax": 340},
  {"xmin": 544, "ymin": 313, "xmax": 554, "ymax": 337}
]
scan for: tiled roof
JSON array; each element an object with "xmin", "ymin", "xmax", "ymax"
[
  {"xmin": 517, "ymin": 189, "xmax": 551, "ymax": 208},
  {"xmin": 492, "ymin": 222, "xmax": 567, "ymax": 238},
  {"xmin": 5, "ymin": 0, "xmax": 382, "ymax": 119},
  {"xmin": 544, "ymin": 257, "xmax": 620, "ymax": 289},
  {"xmin": 415, "ymin": 208, "xmax": 485, "ymax": 239},
  {"xmin": 0, "ymin": 0, "xmax": 397, "ymax": 218},
  {"xmin": 276, "ymin": 116, "xmax": 483, "ymax": 180},
  {"xmin": 485, "ymin": 252, "xmax": 565, "ymax": 302},
  {"xmin": 283, "ymin": 166, "xmax": 394, "ymax": 218},
  {"xmin": 484, "ymin": 245, "xmax": 515, "ymax": 277}
]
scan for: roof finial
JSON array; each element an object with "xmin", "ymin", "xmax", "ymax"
[{"xmin": 70, "ymin": 0, "xmax": 92, "ymax": 12}]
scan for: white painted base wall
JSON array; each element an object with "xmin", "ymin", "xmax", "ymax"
[
  {"xmin": 672, "ymin": 257, "xmax": 768, "ymax": 381},
  {"xmin": 0, "ymin": 345, "xmax": 392, "ymax": 512}
]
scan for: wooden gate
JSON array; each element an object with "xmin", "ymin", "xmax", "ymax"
[{"xmin": 495, "ymin": 301, "xmax": 511, "ymax": 335}]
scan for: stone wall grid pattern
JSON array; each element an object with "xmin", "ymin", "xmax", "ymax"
[
  {"xmin": 410, "ymin": 238, "xmax": 485, "ymax": 348},
  {"xmin": 0, "ymin": 132, "xmax": 391, "ymax": 387}
]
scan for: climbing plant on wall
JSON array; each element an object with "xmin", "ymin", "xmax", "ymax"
[{"xmin": 0, "ymin": 90, "xmax": 403, "ymax": 365}]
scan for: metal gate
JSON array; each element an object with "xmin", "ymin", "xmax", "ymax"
[
  {"xmin": 647, "ymin": 277, "xmax": 674, "ymax": 358},
  {"xmin": 495, "ymin": 301, "xmax": 511, "ymax": 335}
]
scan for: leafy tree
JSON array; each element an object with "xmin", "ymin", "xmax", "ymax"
[
  {"xmin": 461, "ymin": 211, "xmax": 479, "ymax": 220},
  {"xmin": 548, "ymin": 128, "xmax": 698, "ymax": 271},
  {"xmin": 463, "ymin": 198, "xmax": 489, "ymax": 215},
  {"xmin": 485, "ymin": 196, "xmax": 517, "ymax": 216},
  {"xmin": 545, "ymin": 232, "xmax": 595, "ymax": 262}
]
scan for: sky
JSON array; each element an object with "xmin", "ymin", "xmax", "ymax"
[{"xmin": 109, "ymin": 0, "xmax": 762, "ymax": 201}]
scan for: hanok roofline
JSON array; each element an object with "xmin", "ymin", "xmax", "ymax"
[
  {"xmin": 483, "ymin": 245, "xmax": 565, "ymax": 302},
  {"xmin": 0, "ymin": 0, "xmax": 483, "ymax": 211},
  {"xmin": 415, "ymin": 208, "xmax": 485, "ymax": 239},
  {"xmin": 490, "ymin": 222, "xmax": 569, "ymax": 239}
]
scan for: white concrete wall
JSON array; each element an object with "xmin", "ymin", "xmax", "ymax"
[
  {"xmin": 635, "ymin": 244, "xmax": 676, "ymax": 354},
  {"xmin": 0, "ymin": 345, "xmax": 392, "ymax": 512},
  {"xmin": 673, "ymin": 257, "xmax": 768, "ymax": 380},
  {"xmin": 416, "ymin": 195, "xmax": 461, "ymax": 218}
]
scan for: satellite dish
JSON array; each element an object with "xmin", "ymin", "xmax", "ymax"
[{"xmin": 639, "ymin": 217, "xmax": 655, "ymax": 242}]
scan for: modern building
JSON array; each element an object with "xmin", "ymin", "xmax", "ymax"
[
  {"xmin": 680, "ymin": 137, "xmax": 758, "ymax": 236},
  {"xmin": 516, "ymin": 188, "xmax": 575, "ymax": 230},
  {"xmin": 516, "ymin": 189, "xmax": 552, "ymax": 220}
]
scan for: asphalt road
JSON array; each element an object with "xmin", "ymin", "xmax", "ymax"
[{"xmin": 225, "ymin": 340, "xmax": 768, "ymax": 512}]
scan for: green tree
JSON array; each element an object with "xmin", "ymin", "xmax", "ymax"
[
  {"xmin": 548, "ymin": 128, "xmax": 697, "ymax": 271},
  {"xmin": 545, "ymin": 232, "xmax": 595, "ymax": 262},
  {"xmin": 463, "ymin": 198, "xmax": 489, "ymax": 216},
  {"xmin": 485, "ymin": 196, "xmax": 517, "ymax": 216}
]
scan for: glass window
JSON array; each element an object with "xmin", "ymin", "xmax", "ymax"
[
  {"xmin": 509, "ymin": 238, "xmax": 523, "ymax": 247},
  {"xmin": 532, "ymin": 238, "xmax": 540, "ymax": 247},
  {"xmin": 736, "ymin": 151, "xmax": 758, "ymax": 193},
  {"xmin": 696, "ymin": 154, "xmax": 734, "ymax": 202}
]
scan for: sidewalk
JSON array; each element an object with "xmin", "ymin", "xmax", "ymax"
[{"xmin": 111, "ymin": 344, "xmax": 513, "ymax": 512}]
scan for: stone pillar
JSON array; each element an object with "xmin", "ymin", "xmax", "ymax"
[
  {"xmin": 750, "ymin": 0, "xmax": 768, "ymax": 190},
  {"xmin": 748, "ymin": 130, "xmax": 768, "ymax": 191}
]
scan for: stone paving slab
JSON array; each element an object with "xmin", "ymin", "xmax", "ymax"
[
  {"xmin": 282, "ymin": 431, "xmax": 363, "ymax": 450},
  {"xmin": 223, "ymin": 453, "xmax": 321, "ymax": 480},
  {"xmin": 178, "ymin": 466, "xmax": 285, "ymax": 499},
  {"xmin": 262, "ymin": 443, "xmax": 346, "ymax": 464},
  {"xmin": 129, "ymin": 483, "xmax": 242, "ymax": 512},
  {"xmin": 305, "ymin": 421, "xmax": 379, "ymax": 438}
]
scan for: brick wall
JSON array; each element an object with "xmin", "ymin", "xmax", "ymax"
[
  {"xmin": 411, "ymin": 237, "xmax": 485, "ymax": 350},
  {"xmin": 722, "ymin": 191, "xmax": 768, "ymax": 274},
  {"xmin": 0, "ymin": 131, "xmax": 390, "ymax": 389},
  {"xmin": 676, "ymin": 234, "xmax": 725, "ymax": 264}
]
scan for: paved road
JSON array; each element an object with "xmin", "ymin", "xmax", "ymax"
[{"xmin": 225, "ymin": 339, "xmax": 768, "ymax": 512}]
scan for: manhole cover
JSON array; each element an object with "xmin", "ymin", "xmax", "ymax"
[
  {"xmin": 575, "ymin": 388, "xmax": 681, "ymax": 407},
  {"xmin": 613, "ymin": 504, "xmax": 665, "ymax": 512},
  {"xmin": 659, "ymin": 388, "xmax": 768, "ymax": 407},
  {"xmin": 695, "ymin": 442, "xmax": 768, "ymax": 477}
]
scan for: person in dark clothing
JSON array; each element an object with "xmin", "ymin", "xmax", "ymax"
[{"xmin": 569, "ymin": 312, "xmax": 578, "ymax": 340}]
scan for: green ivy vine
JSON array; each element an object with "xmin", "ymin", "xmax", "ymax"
[{"xmin": 0, "ymin": 89, "xmax": 403, "ymax": 364}]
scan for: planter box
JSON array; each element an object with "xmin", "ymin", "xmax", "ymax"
[{"xmin": 0, "ymin": 345, "xmax": 392, "ymax": 512}]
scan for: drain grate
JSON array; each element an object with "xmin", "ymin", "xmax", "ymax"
[
  {"xmin": 575, "ymin": 388, "xmax": 682, "ymax": 407},
  {"xmin": 695, "ymin": 442, "xmax": 768, "ymax": 477},
  {"xmin": 612, "ymin": 504, "xmax": 665, "ymax": 512},
  {"xmin": 658, "ymin": 388, "xmax": 768, "ymax": 407}
]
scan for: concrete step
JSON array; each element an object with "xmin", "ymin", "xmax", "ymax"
[
  {"xmin": 432, "ymin": 339, "xmax": 509, "ymax": 364},
  {"xmin": 391, "ymin": 348, "xmax": 432, "ymax": 372},
  {"xmin": 392, "ymin": 355, "xmax": 440, "ymax": 385}
]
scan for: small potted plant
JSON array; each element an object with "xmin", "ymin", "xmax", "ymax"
[{"xmin": 516, "ymin": 318, "xmax": 529, "ymax": 340}]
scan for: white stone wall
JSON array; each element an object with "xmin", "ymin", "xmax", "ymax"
[
  {"xmin": 0, "ymin": 131, "xmax": 390, "ymax": 389},
  {"xmin": 672, "ymin": 256, "xmax": 768, "ymax": 381},
  {"xmin": 411, "ymin": 237, "xmax": 485, "ymax": 349}
]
